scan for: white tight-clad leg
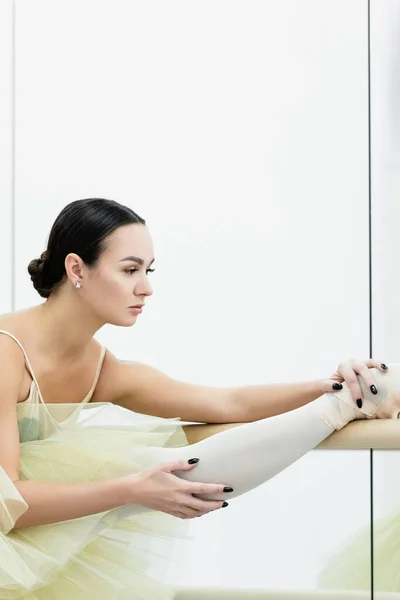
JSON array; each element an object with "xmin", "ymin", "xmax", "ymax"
[{"xmin": 148, "ymin": 365, "xmax": 400, "ymax": 501}]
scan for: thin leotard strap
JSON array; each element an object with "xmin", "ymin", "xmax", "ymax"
[
  {"xmin": 0, "ymin": 330, "xmax": 105, "ymax": 406},
  {"xmin": 82, "ymin": 345, "xmax": 106, "ymax": 403},
  {"xmin": 0, "ymin": 329, "xmax": 45, "ymax": 403}
]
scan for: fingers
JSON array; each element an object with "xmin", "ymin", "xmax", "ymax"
[
  {"xmin": 338, "ymin": 361, "xmax": 365, "ymax": 405},
  {"xmin": 350, "ymin": 360, "xmax": 389, "ymax": 401},
  {"xmin": 160, "ymin": 460, "xmax": 233, "ymax": 496},
  {"xmin": 367, "ymin": 360, "xmax": 389, "ymax": 373},
  {"xmin": 191, "ymin": 501, "xmax": 227, "ymax": 519},
  {"xmin": 155, "ymin": 459, "xmax": 233, "ymax": 518},
  {"xmin": 176, "ymin": 499, "xmax": 229, "ymax": 519},
  {"xmin": 188, "ymin": 496, "xmax": 227, "ymax": 513},
  {"xmin": 188, "ymin": 481, "xmax": 233, "ymax": 496},
  {"xmin": 333, "ymin": 360, "xmax": 389, "ymax": 407},
  {"xmin": 340, "ymin": 361, "xmax": 382, "ymax": 405},
  {"xmin": 159, "ymin": 458, "xmax": 201, "ymax": 474},
  {"xmin": 353, "ymin": 362, "xmax": 377, "ymax": 392}
]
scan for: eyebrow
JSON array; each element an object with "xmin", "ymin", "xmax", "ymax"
[{"xmin": 119, "ymin": 256, "xmax": 155, "ymax": 266}]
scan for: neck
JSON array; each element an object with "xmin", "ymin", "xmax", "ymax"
[{"xmin": 33, "ymin": 288, "xmax": 105, "ymax": 361}]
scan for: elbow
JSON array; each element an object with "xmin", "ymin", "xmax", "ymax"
[
  {"xmin": 0, "ymin": 478, "xmax": 29, "ymax": 535},
  {"xmin": 0, "ymin": 499, "xmax": 28, "ymax": 534}
]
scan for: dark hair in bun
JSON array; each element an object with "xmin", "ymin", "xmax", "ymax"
[
  {"xmin": 27, "ymin": 251, "xmax": 52, "ymax": 298},
  {"xmin": 27, "ymin": 198, "xmax": 145, "ymax": 298}
]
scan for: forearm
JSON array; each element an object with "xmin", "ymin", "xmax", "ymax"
[
  {"xmin": 12, "ymin": 477, "xmax": 130, "ymax": 529},
  {"xmin": 229, "ymin": 380, "xmax": 325, "ymax": 422}
]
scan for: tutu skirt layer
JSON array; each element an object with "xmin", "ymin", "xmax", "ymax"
[{"xmin": 1, "ymin": 402, "xmax": 192, "ymax": 599}]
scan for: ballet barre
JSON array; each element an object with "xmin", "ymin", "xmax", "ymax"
[{"xmin": 183, "ymin": 419, "xmax": 400, "ymax": 450}]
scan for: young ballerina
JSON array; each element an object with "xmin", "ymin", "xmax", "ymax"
[{"xmin": 1, "ymin": 197, "xmax": 399, "ymax": 600}]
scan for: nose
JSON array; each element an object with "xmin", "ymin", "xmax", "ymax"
[{"xmin": 135, "ymin": 276, "xmax": 153, "ymax": 298}]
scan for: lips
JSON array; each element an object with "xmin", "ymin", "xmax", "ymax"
[{"xmin": 129, "ymin": 305, "xmax": 144, "ymax": 308}]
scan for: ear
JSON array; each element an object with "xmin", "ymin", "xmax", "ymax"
[{"xmin": 65, "ymin": 253, "xmax": 84, "ymax": 282}]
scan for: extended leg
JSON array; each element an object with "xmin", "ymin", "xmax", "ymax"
[{"xmin": 151, "ymin": 365, "xmax": 400, "ymax": 501}]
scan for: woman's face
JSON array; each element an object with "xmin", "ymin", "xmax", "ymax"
[{"xmin": 81, "ymin": 223, "xmax": 155, "ymax": 326}]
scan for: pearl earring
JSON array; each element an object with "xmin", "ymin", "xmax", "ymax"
[{"xmin": 75, "ymin": 282, "xmax": 81, "ymax": 289}]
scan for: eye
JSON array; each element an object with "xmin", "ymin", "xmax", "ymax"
[{"xmin": 124, "ymin": 268, "xmax": 155, "ymax": 275}]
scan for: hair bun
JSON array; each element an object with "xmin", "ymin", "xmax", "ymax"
[{"xmin": 27, "ymin": 251, "xmax": 52, "ymax": 298}]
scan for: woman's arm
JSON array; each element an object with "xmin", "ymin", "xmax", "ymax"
[
  {"xmin": 227, "ymin": 379, "xmax": 324, "ymax": 421},
  {"xmin": 13, "ymin": 477, "xmax": 129, "ymax": 530},
  {"xmin": 101, "ymin": 351, "xmax": 331, "ymax": 423},
  {"xmin": 102, "ymin": 351, "xmax": 388, "ymax": 424}
]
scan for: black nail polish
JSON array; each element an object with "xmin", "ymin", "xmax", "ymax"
[
  {"xmin": 370, "ymin": 385, "xmax": 377, "ymax": 395},
  {"xmin": 357, "ymin": 399, "xmax": 363, "ymax": 409},
  {"xmin": 222, "ymin": 501, "xmax": 229, "ymax": 508},
  {"xmin": 188, "ymin": 458, "xmax": 200, "ymax": 464},
  {"xmin": 223, "ymin": 487, "xmax": 234, "ymax": 493},
  {"xmin": 332, "ymin": 383, "xmax": 343, "ymax": 391},
  {"xmin": 381, "ymin": 364, "xmax": 388, "ymax": 370}
]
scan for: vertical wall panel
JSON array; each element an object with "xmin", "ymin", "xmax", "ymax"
[
  {"xmin": 14, "ymin": 0, "xmax": 370, "ymax": 591},
  {"xmin": 370, "ymin": 0, "xmax": 400, "ymax": 361},
  {"xmin": 370, "ymin": 2, "xmax": 400, "ymax": 598},
  {"xmin": 370, "ymin": 0, "xmax": 400, "ymax": 517},
  {"xmin": 0, "ymin": 0, "xmax": 13, "ymax": 313}
]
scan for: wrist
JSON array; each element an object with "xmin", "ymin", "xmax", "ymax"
[
  {"xmin": 315, "ymin": 379, "xmax": 327, "ymax": 397},
  {"xmin": 116, "ymin": 474, "xmax": 142, "ymax": 506}
]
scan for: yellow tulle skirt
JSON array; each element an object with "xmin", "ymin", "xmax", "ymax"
[
  {"xmin": 1, "ymin": 402, "xmax": 192, "ymax": 599},
  {"xmin": 318, "ymin": 509, "xmax": 400, "ymax": 592}
]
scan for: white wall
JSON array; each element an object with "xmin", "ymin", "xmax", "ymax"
[
  {"xmin": 8, "ymin": 0, "xmax": 374, "ymax": 591},
  {"xmin": 0, "ymin": 0, "xmax": 13, "ymax": 314},
  {"xmin": 371, "ymin": 0, "xmax": 400, "ymax": 365},
  {"xmin": 370, "ymin": 4, "xmax": 400, "ymax": 591}
]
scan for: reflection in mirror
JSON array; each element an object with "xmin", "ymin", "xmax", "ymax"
[{"xmin": 318, "ymin": 450, "xmax": 400, "ymax": 597}]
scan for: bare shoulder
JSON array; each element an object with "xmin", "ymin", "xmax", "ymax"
[
  {"xmin": 0, "ymin": 309, "xmax": 33, "ymax": 366},
  {"xmin": 0, "ymin": 333, "xmax": 26, "ymax": 404},
  {"xmin": 92, "ymin": 348, "xmax": 134, "ymax": 403},
  {"xmin": 0, "ymin": 309, "xmax": 38, "ymax": 401},
  {"xmin": 93, "ymin": 350, "xmax": 174, "ymax": 410},
  {"xmin": 0, "ymin": 307, "xmax": 38, "ymax": 337},
  {"xmin": 92, "ymin": 349, "xmax": 164, "ymax": 406},
  {"xmin": 0, "ymin": 332, "xmax": 26, "ymax": 366}
]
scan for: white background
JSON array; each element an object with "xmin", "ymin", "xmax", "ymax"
[
  {"xmin": 3, "ymin": 0, "xmax": 397, "ymax": 592},
  {"xmin": 0, "ymin": 1, "xmax": 13, "ymax": 315},
  {"xmin": 370, "ymin": 6, "xmax": 400, "ymax": 596}
]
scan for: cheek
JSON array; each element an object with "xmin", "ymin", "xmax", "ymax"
[
  {"xmin": 90, "ymin": 272, "xmax": 124, "ymax": 297},
  {"xmin": 103, "ymin": 272, "xmax": 136, "ymax": 297}
]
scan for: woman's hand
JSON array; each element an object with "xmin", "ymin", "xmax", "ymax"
[
  {"xmin": 322, "ymin": 359, "xmax": 388, "ymax": 407},
  {"xmin": 122, "ymin": 459, "xmax": 232, "ymax": 519}
]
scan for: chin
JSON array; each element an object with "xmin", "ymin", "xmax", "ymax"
[
  {"xmin": 119, "ymin": 315, "xmax": 139, "ymax": 327},
  {"xmin": 103, "ymin": 313, "xmax": 137, "ymax": 327}
]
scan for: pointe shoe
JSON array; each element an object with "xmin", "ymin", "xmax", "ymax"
[
  {"xmin": 320, "ymin": 363, "xmax": 400, "ymax": 431},
  {"xmin": 372, "ymin": 363, "xmax": 400, "ymax": 419}
]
